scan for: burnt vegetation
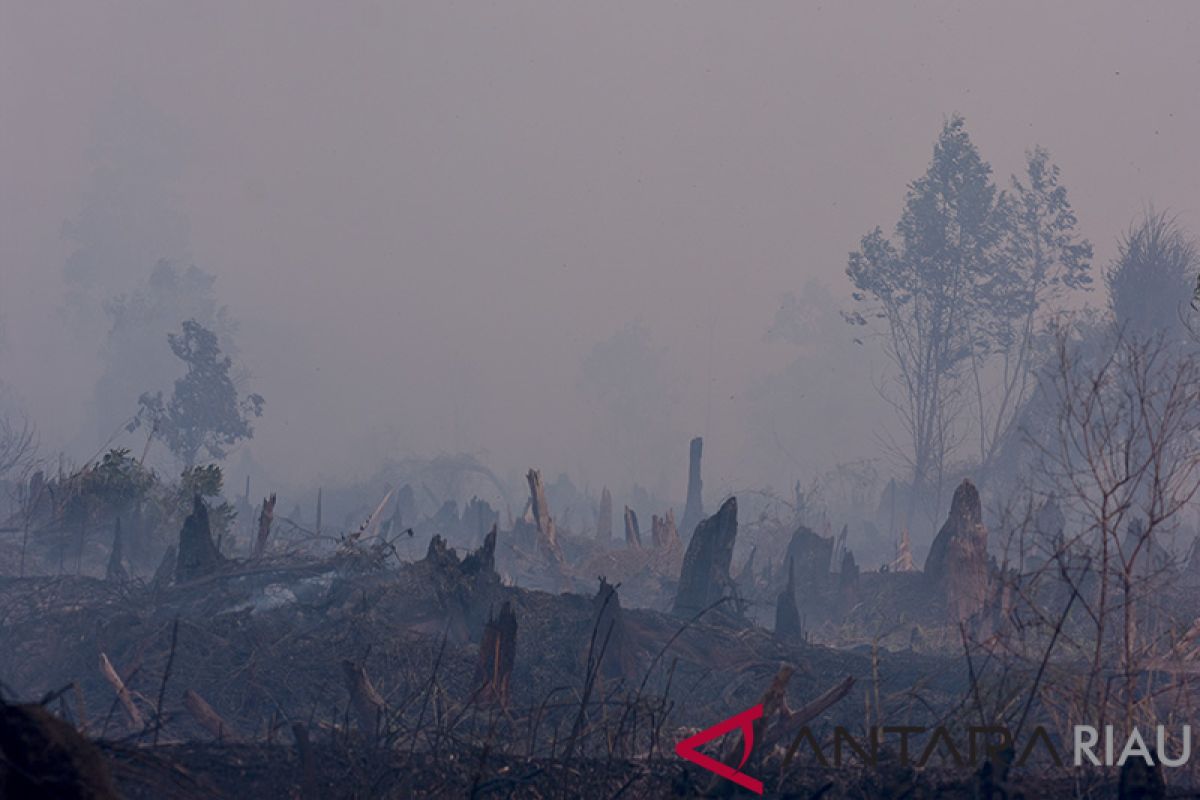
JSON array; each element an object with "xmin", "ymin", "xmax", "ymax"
[{"xmin": 5, "ymin": 117, "xmax": 1200, "ymax": 800}]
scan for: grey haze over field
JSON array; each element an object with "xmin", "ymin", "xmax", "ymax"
[{"xmin": 2, "ymin": 2, "xmax": 1198, "ymax": 502}]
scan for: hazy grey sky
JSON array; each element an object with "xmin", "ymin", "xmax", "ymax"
[{"xmin": 3, "ymin": 2, "xmax": 1199, "ymax": 498}]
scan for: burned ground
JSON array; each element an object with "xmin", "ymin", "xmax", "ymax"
[{"xmin": 0, "ymin": 465, "xmax": 1194, "ymax": 798}]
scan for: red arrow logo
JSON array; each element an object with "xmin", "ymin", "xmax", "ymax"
[{"xmin": 675, "ymin": 704, "xmax": 764, "ymax": 795}]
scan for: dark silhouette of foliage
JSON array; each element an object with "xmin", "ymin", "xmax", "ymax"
[{"xmin": 1105, "ymin": 209, "xmax": 1199, "ymax": 342}]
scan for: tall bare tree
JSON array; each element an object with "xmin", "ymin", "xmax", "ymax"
[
  {"xmin": 0, "ymin": 411, "xmax": 36, "ymax": 483},
  {"xmin": 1033, "ymin": 328, "xmax": 1200, "ymax": 727}
]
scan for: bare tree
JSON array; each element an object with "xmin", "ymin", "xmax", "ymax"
[
  {"xmin": 1032, "ymin": 327, "xmax": 1200, "ymax": 728},
  {"xmin": 0, "ymin": 411, "xmax": 36, "ymax": 482}
]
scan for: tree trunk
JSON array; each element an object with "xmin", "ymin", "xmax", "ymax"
[
  {"xmin": 623, "ymin": 506, "xmax": 642, "ymax": 548},
  {"xmin": 526, "ymin": 469, "xmax": 564, "ymax": 567},
  {"xmin": 681, "ymin": 436, "xmax": 704, "ymax": 540},
  {"xmin": 596, "ymin": 487, "xmax": 613, "ymax": 542},
  {"xmin": 253, "ymin": 493, "xmax": 276, "ymax": 559},
  {"xmin": 106, "ymin": 518, "xmax": 128, "ymax": 582},
  {"xmin": 340, "ymin": 661, "xmax": 386, "ymax": 739}
]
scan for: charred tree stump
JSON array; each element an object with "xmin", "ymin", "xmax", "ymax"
[
  {"xmin": 175, "ymin": 495, "xmax": 222, "ymax": 583},
  {"xmin": 775, "ymin": 556, "xmax": 803, "ymax": 641},
  {"xmin": 105, "ymin": 518, "xmax": 128, "ymax": 583},
  {"xmin": 527, "ymin": 469, "xmax": 564, "ymax": 568},
  {"xmin": 673, "ymin": 496, "xmax": 739, "ymax": 616},
  {"xmin": 925, "ymin": 479, "xmax": 989, "ymax": 622},
  {"xmin": 475, "ymin": 601, "xmax": 517, "ymax": 707},
  {"xmin": 341, "ymin": 661, "xmax": 386, "ymax": 739},
  {"xmin": 596, "ymin": 487, "xmax": 613, "ymax": 543},
  {"xmin": 651, "ymin": 508, "xmax": 681, "ymax": 551},
  {"xmin": 423, "ymin": 527, "xmax": 500, "ymax": 641},
  {"xmin": 623, "ymin": 506, "xmax": 642, "ymax": 548},
  {"xmin": 252, "ymin": 493, "xmax": 276, "ymax": 559},
  {"xmin": 786, "ymin": 525, "xmax": 834, "ymax": 590},
  {"xmin": 589, "ymin": 578, "xmax": 637, "ymax": 681},
  {"xmin": 681, "ymin": 436, "xmax": 704, "ymax": 540}
]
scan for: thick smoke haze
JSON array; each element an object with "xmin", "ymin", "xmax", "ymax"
[{"xmin": 3, "ymin": 2, "xmax": 1199, "ymax": 506}]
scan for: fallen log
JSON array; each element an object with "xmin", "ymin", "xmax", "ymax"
[
  {"xmin": 705, "ymin": 668, "xmax": 855, "ymax": 794},
  {"xmin": 183, "ymin": 689, "xmax": 239, "ymax": 741},
  {"xmin": 98, "ymin": 653, "xmax": 141, "ymax": 728}
]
